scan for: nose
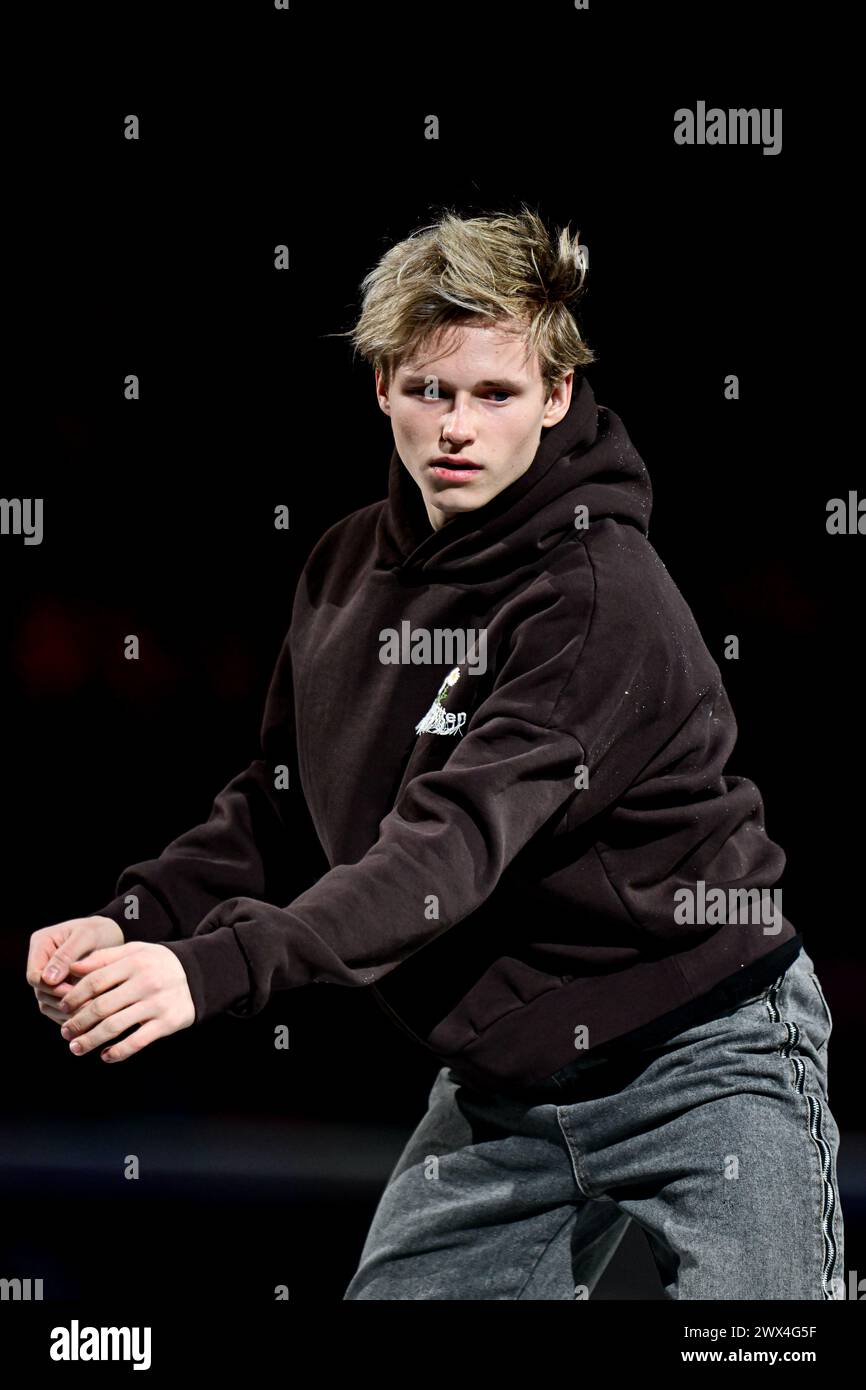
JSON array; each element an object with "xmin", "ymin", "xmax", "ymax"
[{"xmin": 441, "ymin": 392, "xmax": 478, "ymax": 448}]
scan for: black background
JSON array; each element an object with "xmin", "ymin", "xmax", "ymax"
[{"xmin": 2, "ymin": 1, "xmax": 861, "ymax": 1318}]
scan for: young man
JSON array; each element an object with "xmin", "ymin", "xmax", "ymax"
[{"xmin": 29, "ymin": 207, "xmax": 843, "ymax": 1300}]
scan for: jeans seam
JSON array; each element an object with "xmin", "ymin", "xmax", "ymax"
[
  {"xmin": 808, "ymin": 972, "xmax": 832, "ymax": 1050},
  {"xmin": 555, "ymin": 1106, "xmax": 596, "ymax": 1199},
  {"xmin": 765, "ymin": 971, "xmax": 841, "ymax": 1300},
  {"xmin": 513, "ymin": 1206, "xmax": 577, "ymax": 1300}
]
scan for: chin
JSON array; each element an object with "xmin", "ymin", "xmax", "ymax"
[{"xmin": 435, "ymin": 496, "xmax": 486, "ymax": 520}]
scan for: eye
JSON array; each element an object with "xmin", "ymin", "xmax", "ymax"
[{"xmin": 406, "ymin": 387, "xmax": 512, "ymax": 402}]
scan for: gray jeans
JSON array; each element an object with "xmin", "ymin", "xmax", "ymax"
[{"xmin": 344, "ymin": 947, "xmax": 844, "ymax": 1300}]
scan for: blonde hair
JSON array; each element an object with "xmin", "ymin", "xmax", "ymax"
[{"xmin": 335, "ymin": 204, "xmax": 596, "ymax": 402}]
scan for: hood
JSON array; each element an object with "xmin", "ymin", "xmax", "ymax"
[{"xmin": 374, "ymin": 373, "xmax": 653, "ymax": 583}]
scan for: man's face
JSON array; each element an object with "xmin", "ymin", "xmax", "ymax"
[{"xmin": 375, "ymin": 320, "xmax": 573, "ymax": 532}]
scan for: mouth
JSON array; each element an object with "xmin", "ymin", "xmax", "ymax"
[{"xmin": 430, "ymin": 458, "xmax": 483, "ymax": 483}]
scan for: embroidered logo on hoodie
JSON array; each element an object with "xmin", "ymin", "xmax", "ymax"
[{"xmin": 415, "ymin": 667, "xmax": 466, "ymax": 737}]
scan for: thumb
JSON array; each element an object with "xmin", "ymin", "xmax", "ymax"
[
  {"xmin": 42, "ymin": 948, "xmax": 75, "ymax": 985},
  {"xmin": 40, "ymin": 918, "xmax": 121, "ymax": 984}
]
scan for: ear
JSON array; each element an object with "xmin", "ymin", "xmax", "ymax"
[
  {"xmin": 541, "ymin": 371, "xmax": 573, "ymax": 428},
  {"xmin": 375, "ymin": 367, "xmax": 392, "ymax": 417}
]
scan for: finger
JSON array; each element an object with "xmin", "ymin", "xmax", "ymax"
[
  {"xmin": 37, "ymin": 998, "xmax": 69, "ymax": 1024},
  {"xmin": 64, "ymin": 1001, "xmax": 152, "ymax": 1057},
  {"xmin": 27, "ymin": 930, "xmax": 73, "ymax": 986},
  {"xmin": 62, "ymin": 979, "xmax": 144, "ymax": 1042},
  {"xmin": 35, "ymin": 980, "xmax": 75, "ymax": 1003},
  {"xmin": 40, "ymin": 920, "xmax": 112, "ymax": 985},
  {"xmin": 35, "ymin": 982, "xmax": 75, "ymax": 1020},
  {"xmin": 62, "ymin": 958, "xmax": 135, "ymax": 1016},
  {"xmin": 41, "ymin": 963, "xmax": 68, "ymax": 984},
  {"xmin": 67, "ymin": 946, "xmax": 130, "ymax": 976},
  {"xmin": 26, "ymin": 943, "xmax": 52, "ymax": 987},
  {"xmin": 101, "ymin": 1017, "xmax": 164, "ymax": 1064}
]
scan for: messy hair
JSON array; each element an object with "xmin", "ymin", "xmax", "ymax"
[{"xmin": 336, "ymin": 204, "xmax": 596, "ymax": 402}]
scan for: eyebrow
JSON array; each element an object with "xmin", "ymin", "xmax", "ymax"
[{"xmin": 400, "ymin": 375, "xmax": 525, "ymax": 392}]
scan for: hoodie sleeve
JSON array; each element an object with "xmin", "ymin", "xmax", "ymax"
[
  {"xmin": 159, "ymin": 582, "xmax": 597, "ymax": 1024},
  {"xmin": 90, "ymin": 630, "xmax": 299, "ymax": 948}
]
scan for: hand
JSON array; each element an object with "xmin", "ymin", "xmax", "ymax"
[
  {"xmin": 57, "ymin": 941, "xmax": 196, "ymax": 1063},
  {"xmin": 28, "ymin": 915, "xmax": 126, "ymax": 1025}
]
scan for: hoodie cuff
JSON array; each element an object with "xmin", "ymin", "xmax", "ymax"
[
  {"xmin": 160, "ymin": 929, "xmax": 252, "ymax": 1025},
  {"xmin": 92, "ymin": 886, "xmax": 177, "ymax": 944}
]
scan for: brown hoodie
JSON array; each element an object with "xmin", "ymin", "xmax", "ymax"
[{"xmin": 93, "ymin": 375, "xmax": 800, "ymax": 1092}]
